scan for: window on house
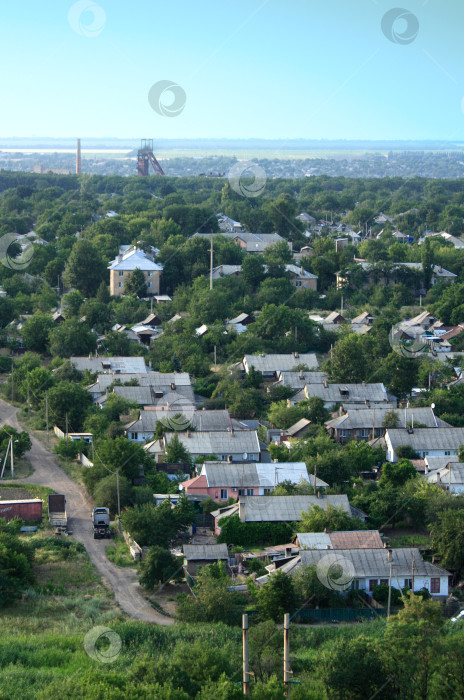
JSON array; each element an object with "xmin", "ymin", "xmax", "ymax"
[
  {"xmin": 369, "ymin": 579, "xmax": 378, "ymax": 592},
  {"xmin": 295, "ymin": 281, "xmax": 302, "ymax": 287},
  {"xmin": 238, "ymin": 489, "xmax": 245, "ymax": 496},
  {"xmin": 351, "ymin": 579, "xmax": 360, "ymax": 590},
  {"xmin": 130, "ymin": 433, "xmax": 137, "ymax": 440},
  {"xmin": 118, "ymin": 271, "xmax": 124, "ymax": 276},
  {"xmin": 263, "ymin": 488, "xmax": 272, "ymax": 494},
  {"xmin": 445, "ymin": 451, "xmax": 451, "ymax": 456},
  {"xmin": 118, "ymin": 282, "xmax": 123, "ymax": 288},
  {"xmin": 431, "ymin": 578, "xmax": 440, "ymax": 594},
  {"xmin": 247, "ymin": 489, "xmax": 254, "ymax": 496},
  {"xmin": 404, "ymin": 579, "xmax": 412, "ymax": 589},
  {"xmin": 380, "ymin": 579, "xmax": 388, "ymax": 587},
  {"xmin": 148, "ymin": 282, "xmax": 152, "ymax": 288},
  {"xmin": 148, "ymin": 271, "xmax": 153, "ymax": 277},
  {"xmin": 220, "ymin": 489, "xmax": 228, "ymax": 500}
]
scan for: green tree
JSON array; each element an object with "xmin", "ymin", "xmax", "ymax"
[
  {"xmin": 139, "ymin": 545, "xmax": 182, "ymax": 590},
  {"xmin": 177, "ymin": 561, "xmax": 245, "ymax": 626},
  {"xmin": 299, "ymin": 504, "xmax": 363, "ymax": 533},
  {"xmin": 124, "ymin": 268, "xmax": 147, "ymax": 298},
  {"xmin": 62, "ymin": 239, "xmax": 107, "ymax": 296},
  {"xmin": 165, "ymin": 433, "xmax": 192, "ymax": 464},
  {"xmin": 379, "ymin": 459, "xmax": 417, "ymax": 488},
  {"xmin": 249, "ymin": 570, "xmax": 299, "ymax": 622},
  {"xmin": 21, "ymin": 313, "xmax": 54, "ymax": 353},
  {"xmin": 21, "ymin": 366, "xmax": 54, "ymax": 409},
  {"xmin": 293, "ymin": 564, "xmax": 344, "ymax": 608},
  {"xmin": 48, "ymin": 319, "xmax": 97, "ymax": 357},
  {"xmin": 46, "ymin": 381, "xmax": 92, "ymax": 431},
  {"xmin": 421, "ymin": 236, "xmax": 434, "ymax": 290},
  {"xmin": 93, "ymin": 473, "xmax": 132, "ymax": 516},
  {"xmin": 430, "ymin": 508, "xmax": 464, "ymax": 575},
  {"xmin": 241, "ymin": 255, "xmax": 265, "ymax": 291},
  {"xmin": 0, "ymin": 427, "xmax": 32, "ymax": 460},
  {"xmin": 267, "ymin": 401, "xmax": 304, "ymax": 430},
  {"xmin": 382, "ymin": 410, "xmax": 400, "ymax": 428}
]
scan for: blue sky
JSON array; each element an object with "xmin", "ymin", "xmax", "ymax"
[{"xmin": 1, "ymin": 0, "xmax": 463, "ymax": 140}]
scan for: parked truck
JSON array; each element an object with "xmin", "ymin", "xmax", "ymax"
[
  {"xmin": 92, "ymin": 507, "xmax": 111, "ymax": 539},
  {"xmin": 48, "ymin": 494, "xmax": 67, "ymax": 533}
]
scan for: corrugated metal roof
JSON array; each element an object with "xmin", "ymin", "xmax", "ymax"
[
  {"xmin": 298, "ymin": 548, "xmax": 449, "ymax": 577},
  {"xmin": 183, "ymin": 544, "xmax": 229, "ymax": 560},
  {"xmin": 164, "ymin": 430, "xmax": 261, "ymax": 456},
  {"xmin": 306, "ymin": 382, "xmax": 392, "ymax": 404},
  {"xmin": 110, "ymin": 385, "xmax": 195, "ymax": 407},
  {"xmin": 285, "ymin": 418, "xmax": 311, "ymax": 436},
  {"xmin": 108, "ymin": 250, "xmax": 163, "ymax": 271},
  {"xmin": 426, "ymin": 463, "xmax": 464, "ymax": 485},
  {"xmin": 326, "ymin": 407, "xmax": 449, "ymax": 431},
  {"xmin": 126, "ymin": 409, "xmax": 243, "ymax": 433},
  {"xmin": 387, "ymin": 427, "xmax": 464, "ymax": 451},
  {"xmin": 244, "ymin": 353, "xmax": 319, "ymax": 373},
  {"xmin": 278, "ymin": 371, "xmax": 328, "ymax": 388},
  {"xmin": 200, "ymin": 462, "xmax": 326, "ymax": 489},
  {"xmin": 72, "ymin": 357, "xmax": 148, "ymax": 374},
  {"xmin": 240, "ymin": 494, "xmax": 351, "ymax": 522}
]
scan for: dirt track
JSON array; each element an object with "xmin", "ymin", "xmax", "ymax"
[{"xmin": 0, "ymin": 398, "xmax": 173, "ymax": 625}]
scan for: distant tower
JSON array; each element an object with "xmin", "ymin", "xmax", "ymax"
[
  {"xmin": 137, "ymin": 139, "xmax": 165, "ymax": 176},
  {"xmin": 76, "ymin": 138, "xmax": 82, "ymax": 175}
]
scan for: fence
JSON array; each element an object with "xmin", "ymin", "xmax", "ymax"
[
  {"xmin": 54, "ymin": 426, "xmax": 65, "ymax": 439},
  {"xmin": 290, "ymin": 608, "xmax": 386, "ymax": 623},
  {"xmin": 79, "ymin": 453, "xmax": 93, "ymax": 467}
]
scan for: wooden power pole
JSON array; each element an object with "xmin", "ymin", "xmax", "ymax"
[
  {"xmin": 242, "ymin": 613, "xmax": 250, "ymax": 695},
  {"xmin": 284, "ymin": 613, "xmax": 291, "ymax": 697}
]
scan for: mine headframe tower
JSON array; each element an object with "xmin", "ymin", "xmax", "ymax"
[{"xmin": 137, "ymin": 139, "xmax": 165, "ymax": 176}]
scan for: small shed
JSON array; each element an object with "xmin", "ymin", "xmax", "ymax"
[
  {"xmin": 0, "ymin": 499, "xmax": 42, "ymax": 522},
  {"xmin": 183, "ymin": 543, "xmax": 229, "ymax": 575}
]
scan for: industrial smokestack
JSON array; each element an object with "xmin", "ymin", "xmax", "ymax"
[{"xmin": 76, "ymin": 138, "xmax": 82, "ymax": 175}]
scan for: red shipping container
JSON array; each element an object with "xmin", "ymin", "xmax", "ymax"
[{"xmin": 0, "ymin": 499, "xmax": 42, "ymax": 521}]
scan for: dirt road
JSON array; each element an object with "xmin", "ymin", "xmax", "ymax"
[{"xmin": 0, "ymin": 398, "xmax": 173, "ymax": 625}]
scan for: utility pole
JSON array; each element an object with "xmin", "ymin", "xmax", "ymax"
[
  {"xmin": 372, "ymin": 407, "xmax": 375, "ymax": 441},
  {"xmin": 242, "ymin": 613, "xmax": 250, "ymax": 696},
  {"xmin": 26, "ymin": 374, "xmax": 30, "ymax": 412},
  {"xmin": 11, "ymin": 356, "xmax": 14, "ymax": 401},
  {"xmin": 214, "ymin": 345, "xmax": 217, "ymax": 373},
  {"xmin": 210, "ymin": 234, "xmax": 213, "ymax": 290},
  {"xmin": 45, "ymin": 395, "xmax": 49, "ymax": 443},
  {"xmin": 116, "ymin": 468, "xmax": 121, "ymax": 517},
  {"xmin": 313, "ymin": 464, "xmax": 317, "ymax": 494},
  {"xmin": 65, "ymin": 413, "xmax": 69, "ymax": 442},
  {"xmin": 411, "ymin": 551, "xmax": 415, "ymax": 593},
  {"xmin": 10, "ymin": 436, "xmax": 14, "ymax": 478},
  {"xmin": 284, "ymin": 613, "xmax": 291, "ymax": 698}
]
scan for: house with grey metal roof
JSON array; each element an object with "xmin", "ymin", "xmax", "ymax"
[
  {"xmin": 125, "ymin": 409, "xmax": 246, "ymax": 442},
  {"xmin": 108, "ymin": 245, "xmax": 163, "ymax": 296},
  {"xmin": 180, "ymin": 462, "xmax": 328, "ymax": 502},
  {"xmin": 294, "ymin": 530, "xmax": 383, "ymax": 550},
  {"xmin": 285, "ymin": 264, "xmax": 318, "ymax": 290},
  {"xmin": 326, "ymin": 406, "xmax": 450, "ymax": 442},
  {"xmin": 145, "ymin": 430, "xmax": 261, "ymax": 463},
  {"xmin": 385, "ymin": 427, "xmax": 464, "ymax": 462},
  {"xmin": 98, "ymin": 383, "xmax": 196, "ymax": 410},
  {"xmin": 425, "ymin": 462, "xmax": 464, "ymax": 493},
  {"xmin": 87, "ymin": 372, "xmax": 191, "ymax": 400},
  {"xmin": 290, "ymin": 381, "xmax": 396, "ymax": 409},
  {"xmin": 183, "ymin": 544, "xmax": 229, "ymax": 575},
  {"xmin": 274, "ymin": 370, "xmax": 328, "ymax": 389},
  {"xmin": 260, "ymin": 547, "xmax": 449, "ymax": 598},
  {"xmin": 284, "ymin": 418, "xmax": 312, "ymax": 439},
  {"xmin": 243, "ymin": 353, "xmax": 319, "ymax": 377},
  {"xmin": 71, "ymin": 356, "xmax": 149, "ymax": 374}
]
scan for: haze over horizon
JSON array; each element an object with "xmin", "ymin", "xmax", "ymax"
[{"xmin": 1, "ymin": 0, "xmax": 463, "ymax": 142}]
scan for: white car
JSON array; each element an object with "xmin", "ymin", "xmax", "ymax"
[{"xmin": 451, "ymin": 610, "xmax": 464, "ymax": 622}]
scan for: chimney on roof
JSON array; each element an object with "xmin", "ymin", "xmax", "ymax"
[
  {"xmin": 317, "ymin": 490, "xmax": 321, "ymax": 499},
  {"xmin": 362, "ymin": 381, "xmax": 365, "ymax": 388},
  {"xmin": 299, "ymin": 369, "xmax": 304, "ymax": 380},
  {"xmin": 293, "ymin": 351, "xmax": 299, "ymax": 358},
  {"xmin": 300, "ymin": 266, "xmax": 304, "ymax": 275},
  {"xmin": 170, "ymin": 382, "xmax": 176, "ymax": 390},
  {"xmin": 227, "ymin": 455, "xmax": 233, "ymax": 463},
  {"xmin": 323, "ymin": 379, "xmax": 328, "ymax": 389},
  {"xmin": 387, "ymin": 548, "xmax": 392, "ymax": 563},
  {"xmin": 285, "ymin": 546, "xmax": 293, "ymax": 558},
  {"xmin": 325, "ymin": 545, "xmax": 331, "ymax": 550},
  {"xmin": 187, "ymin": 430, "xmax": 191, "ymax": 438}
]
